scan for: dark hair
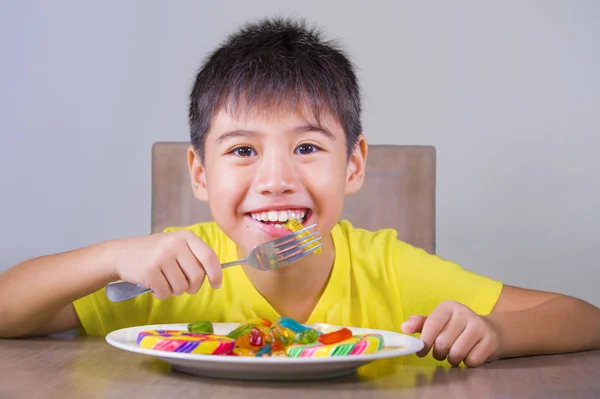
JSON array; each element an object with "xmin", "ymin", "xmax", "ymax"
[{"xmin": 188, "ymin": 17, "xmax": 362, "ymax": 162}]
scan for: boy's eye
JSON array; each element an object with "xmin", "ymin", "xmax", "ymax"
[
  {"xmin": 295, "ymin": 144, "xmax": 320, "ymax": 155},
  {"xmin": 231, "ymin": 146, "xmax": 256, "ymax": 157}
]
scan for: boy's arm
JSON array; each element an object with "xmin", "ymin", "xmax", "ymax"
[
  {"xmin": 0, "ymin": 241, "xmax": 117, "ymax": 338},
  {"xmin": 487, "ymin": 285, "xmax": 600, "ymax": 359},
  {"xmin": 0, "ymin": 231, "xmax": 223, "ymax": 339}
]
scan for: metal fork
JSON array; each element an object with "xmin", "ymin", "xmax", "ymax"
[{"xmin": 105, "ymin": 224, "xmax": 322, "ymax": 302}]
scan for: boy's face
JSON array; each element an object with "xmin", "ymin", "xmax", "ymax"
[{"xmin": 188, "ymin": 106, "xmax": 367, "ymax": 255}]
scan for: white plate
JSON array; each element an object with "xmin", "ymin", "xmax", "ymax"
[{"xmin": 106, "ymin": 323, "xmax": 424, "ymax": 380}]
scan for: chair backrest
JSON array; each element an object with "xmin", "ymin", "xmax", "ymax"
[{"xmin": 151, "ymin": 142, "xmax": 436, "ymax": 253}]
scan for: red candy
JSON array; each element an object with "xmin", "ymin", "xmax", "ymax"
[
  {"xmin": 272, "ymin": 339, "xmax": 284, "ymax": 351},
  {"xmin": 249, "ymin": 327, "xmax": 264, "ymax": 347},
  {"xmin": 318, "ymin": 327, "xmax": 353, "ymax": 345}
]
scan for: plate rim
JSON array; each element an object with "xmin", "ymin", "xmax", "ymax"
[{"xmin": 105, "ymin": 322, "xmax": 424, "ymax": 364}]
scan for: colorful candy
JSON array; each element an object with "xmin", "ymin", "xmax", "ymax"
[
  {"xmin": 137, "ymin": 330, "xmax": 234, "ymax": 355},
  {"xmin": 294, "ymin": 328, "xmax": 320, "ymax": 344},
  {"xmin": 227, "ymin": 323, "xmax": 255, "ymax": 339},
  {"xmin": 137, "ymin": 318, "xmax": 385, "ymax": 359},
  {"xmin": 255, "ymin": 344, "xmax": 272, "ymax": 357},
  {"xmin": 318, "ymin": 327, "xmax": 352, "ymax": 345},
  {"xmin": 249, "ymin": 327, "xmax": 265, "ymax": 346},
  {"xmin": 270, "ymin": 325, "xmax": 296, "ymax": 345},
  {"xmin": 245, "ymin": 317, "xmax": 273, "ymax": 327},
  {"xmin": 286, "ymin": 334, "xmax": 383, "ymax": 357},
  {"xmin": 285, "ymin": 219, "xmax": 322, "ymax": 254},
  {"xmin": 276, "ymin": 316, "xmax": 310, "ymax": 333},
  {"xmin": 187, "ymin": 320, "xmax": 214, "ymax": 334},
  {"xmin": 271, "ymin": 339, "xmax": 284, "ymax": 352}
]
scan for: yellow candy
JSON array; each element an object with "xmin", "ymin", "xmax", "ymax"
[
  {"xmin": 271, "ymin": 325, "xmax": 296, "ymax": 341},
  {"xmin": 250, "ymin": 324, "xmax": 272, "ymax": 337},
  {"xmin": 285, "ymin": 219, "xmax": 322, "ymax": 254},
  {"xmin": 233, "ymin": 347, "xmax": 256, "ymax": 357},
  {"xmin": 244, "ymin": 317, "xmax": 272, "ymax": 327}
]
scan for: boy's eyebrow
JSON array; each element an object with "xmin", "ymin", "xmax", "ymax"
[
  {"xmin": 216, "ymin": 129, "xmax": 257, "ymax": 145},
  {"xmin": 216, "ymin": 124, "xmax": 335, "ymax": 145},
  {"xmin": 294, "ymin": 124, "xmax": 336, "ymax": 140}
]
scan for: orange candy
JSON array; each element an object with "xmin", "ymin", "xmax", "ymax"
[
  {"xmin": 272, "ymin": 339, "xmax": 284, "ymax": 351},
  {"xmin": 318, "ymin": 327, "xmax": 353, "ymax": 345}
]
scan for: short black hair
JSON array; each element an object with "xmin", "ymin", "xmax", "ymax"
[{"xmin": 189, "ymin": 17, "xmax": 362, "ymax": 162}]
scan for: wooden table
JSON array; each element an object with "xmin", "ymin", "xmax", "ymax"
[{"xmin": 1, "ymin": 334, "xmax": 599, "ymax": 398}]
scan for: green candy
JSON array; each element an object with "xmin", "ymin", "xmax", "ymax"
[
  {"xmin": 227, "ymin": 323, "xmax": 254, "ymax": 339},
  {"xmin": 187, "ymin": 320, "xmax": 214, "ymax": 334},
  {"xmin": 294, "ymin": 329, "xmax": 319, "ymax": 344}
]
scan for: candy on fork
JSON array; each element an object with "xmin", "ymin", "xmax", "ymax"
[
  {"xmin": 105, "ymin": 224, "xmax": 322, "ymax": 302},
  {"xmin": 285, "ymin": 219, "xmax": 322, "ymax": 255}
]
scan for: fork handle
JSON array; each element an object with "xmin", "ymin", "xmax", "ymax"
[
  {"xmin": 105, "ymin": 281, "xmax": 151, "ymax": 302},
  {"xmin": 105, "ymin": 259, "xmax": 244, "ymax": 302},
  {"xmin": 221, "ymin": 259, "xmax": 244, "ymax": 268}
]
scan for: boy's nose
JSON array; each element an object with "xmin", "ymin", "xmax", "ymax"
[{"xmin": 254, "ymin": 153, "xmax": 299, "ymax": 196}]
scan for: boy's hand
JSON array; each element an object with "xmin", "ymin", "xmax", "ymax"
[
  {"xmin": 401, "ymin": 300, "xmax": 500, "ymax": 367},
  {"xmin": 111, "ymin": 230, "xmax": 222, "ymax": 299}
]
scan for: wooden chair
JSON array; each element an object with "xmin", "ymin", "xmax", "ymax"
[{"xmin": 151, "ymin": 142, "xmax": 436, "ymax": 253}]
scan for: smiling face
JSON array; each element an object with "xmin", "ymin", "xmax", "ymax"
[{"xmin": 188, "ymin": 106, "xmax": 367, "ymax": 256}]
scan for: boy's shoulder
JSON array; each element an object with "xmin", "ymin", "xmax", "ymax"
[
  {"xmin": 334, "ymin": 220, "xmax": 420, "ymax": 258},
  {"xmin": 335, "ymin": 220, "xmax": 450, "ymax": 276}
]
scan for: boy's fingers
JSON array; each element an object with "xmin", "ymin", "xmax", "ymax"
[
  {"xmin": 185, "ymin": 234, "xmax": 222, "ymax": 289},
  {"xmin": 161, "ymin": 260, "xmax": 189, "ymax": 296},
  {"xmin": 432, "ymin": 314, "xmax": 466, "ymax": 361},
  {"xmin": 175, "ymin": 246, "xmax": 205, "ymax": 294},
  {"xmin": 417, "ymin": 305, "xmax": 453, "ymax": 357},
  {"xmin": 464, "ymin": 336, "xmax": 491, "ymax": 368},
  {"xmin": 401, "ymin": 315, "xmax": 426, "ymax": 334},
  {"xmin": 149, "ymin": 270, "xmax": 172, "ymax": 300},
  {"xmin": 447, "ymin": 325, "xmax": 481, "ymax": 366}
]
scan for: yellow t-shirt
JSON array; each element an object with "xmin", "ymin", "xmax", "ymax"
[{"xmin": 73, "ymin": 220, "xmax": 502, "ymax": 339}]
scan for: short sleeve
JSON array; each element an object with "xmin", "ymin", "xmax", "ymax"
[{"xmin": 392, "ymin": 241, "xmax": 503, "ymax": 318}]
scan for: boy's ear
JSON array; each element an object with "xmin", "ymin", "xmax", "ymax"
[
  {"xmin": 345, "ymin": 134, "xmax": 368, "ymax": 195},
  {"xmin": 187, "ymin": 145, "xmax": 209, "ymax": 202}
]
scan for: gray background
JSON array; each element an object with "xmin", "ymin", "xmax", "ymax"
[{"xmin": 1, "ymin": 1, "xmax": 598, "ymax": 305}]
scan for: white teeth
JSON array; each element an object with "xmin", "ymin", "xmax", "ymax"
[
  {"xmin": 250, "ymin": 209, "xmax": 308, "ymax": 222},
  {"xmin": 277, "ymin": 211, "xmax": 288, "ymax": 222}
]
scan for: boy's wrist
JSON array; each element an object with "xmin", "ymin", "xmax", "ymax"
[
  {"xmin": 80, "ymin": 239, "xmax": 124, "ymax": 286},
  {"xmin": 483, "ymin": 313, "xmax": 507, "ymax": 361}
]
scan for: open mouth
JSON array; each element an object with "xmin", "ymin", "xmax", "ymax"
[{"xmin": 248, "ymin": 209, "xmax": 310, "ymax": 229}]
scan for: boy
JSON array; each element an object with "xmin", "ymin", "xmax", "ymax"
[{"xmin": 0, "ymin": 17, "xmax": 599, "ymax": 368}]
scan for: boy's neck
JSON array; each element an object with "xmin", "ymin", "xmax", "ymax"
[{"xmin": 241, "ymin": 233, "xmax": 335, "ymax": 323}]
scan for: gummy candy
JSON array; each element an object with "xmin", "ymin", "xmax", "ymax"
[
  {"xmin": 187, "ymin": 320, "xmax": 214, "ymax": 334},
  {"xmin": 276, "ymin": 316, "xmax": 310, "ymax": 333},
  {"xmin": 245, "ymin": 317, "xmax": 273, "ymax": 327},
  {"xmin": 249, "ymin": 327, "xmax": 265, "ymax": 347},
  {"xmin": 255, "ymin": 344, "xmax": 272, "ymax": 357},
  {"xmin": 235, "ymin": 333, "xmax": 255, "ymax": 350},
  {"xmin": 252, "ymin": 324, "xmax": 272, "ymax": 337},
  {"xmin": 285, "ymin": 219, "xmax": 322, "ymax": 254},
  {"xmin": 318, "ymin": 327, "xmax": 353, "ymax": 345},
  {"xmin": 270, "ymin": 325, "xmax": 295, "ymax": 345},
  {"xmin": 139, "ymin": 317, "xmax": 384, "ymax": 358},
  {"xmin": 233, "ymin": 347, "xmax": 255, "ymax": 357},
  {"xmin": 271, "ymin": 339, "xmax": 284, "ymax": 352},
  {"xmin": 294, "ymin": 329, "xmax": 320, "ymax": 344},
  {"xmin": 227, "ymin": 323, "xmax": 254, "ymax": 339}
]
